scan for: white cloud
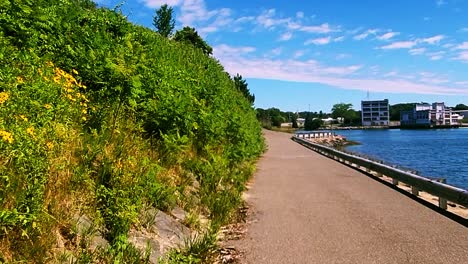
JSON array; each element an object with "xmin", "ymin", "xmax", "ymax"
[
  {"xmin": 336, "ymin": 53, "xmax": 351, "ymax": 60},
  {"xmin": 353, "ymin": 29, "xmax": 379, "ymax": 40},
  {"xmin": 354, "ymin": 33, "xmax": 369, "ymax": 40},
  {"xmin": 297, "ymin": 23, "xmax": 337, "ymax": 34},
  {"xmin": 380, "ymin": 41, "xmax": 418, "ymax": 49},
  {"xmin": 460, "ymin": 28, "xmax": 468, "ymax": 32},
  {"xmin": 456, "ymin": 51, "xmax": 468, "ymax": 62},
  {"xmin": 213, "ymin": 44, "xmax": 256, "ymax": 57},
  {"xmin": 456, "ymin": 42, "xmax": 468, "ymax": 49},
  {"xmin": 293, "ymin": 50, "xmax": 306, "ymax": 58},
  {"xmin": 142, "ymin": 0, "xmax": 184, "ymax": 8},
  {"xmin": 377, "ymin": 32, "xmax": 400, "ymax": 40},
  {"xmin": 409, "ymin": 48, "xmax": 426, "ymax": 55},
  {"xmin": 421, "ymin": 35, "xmax": 445, "ymax": 44},
  {"xmin": 305, "ymin": 36, "xmax": 331, "ymax": 45},
  {"xmin": 296, "ymin": 11, "xmax": 304, "ymax": 19},
  {"xmin": 265, "ymin": 47, "xmax": 283, "ymax": 57},
  {"xmin": 278, "ymin": 32, "xmax": 293, "ymax": 41},
  {"xmin": 218, "ymin": 53, "xmax": 465, "ymax": 95},
  {"xmin": 436, "ymin": 0, "xmax": 447, "ymax": 6},
  {"xmin": 334, "ymin": 36, "xmax": 345, "ymax": 42}
]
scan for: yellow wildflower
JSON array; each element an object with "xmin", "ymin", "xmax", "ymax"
[
  {"xmin": 19, "ymin": 115, "xmax": 28, "ymax": 121},
  {"xmin": 53, "ymin": 75, "xmax": 61, "ymax": 84},
  {"xmin": 16, "ymin": 76, "xmax": 24, "ymax": 84},
  {"xmin": 46, "ymin": 61, "xmax": 54, "ymax": 67},
  {"xmin": 44, "ymin": 104, "xmax": 52, "ymax": 109},
  {"xmin": 66, "ymin": 94, "xmax": 75, "ymax": 101},
  {"xmin": 38, "ymin": 69, "xmax": 43, "ymax": 75},
  {"xmin": 0, "ymin": 92, "xmax": 9, "ymax": 104},
  {"xmin": 26, "ymin": 127, "xmax": 35, "ymax": 138},
  {"xmin": 81, "ymin": 109, "xmax": 87, "ymax": 114},
  {"xmin": 0, "ymin": 130, "xmax": 14, "ymax": 144},
  {"xmin": 82, "ymin": 116, "xmax": 87, "ymax": 121},
  {"xmin": 72, "ymin": 69, "xmax": 78, "ymax": 75},
  {"xmin": 46, "ymin": 141, "xmax": 54, "ymax": 150}
]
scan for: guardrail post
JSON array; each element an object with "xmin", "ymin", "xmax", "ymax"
[
  {"xmin": 411, "ymin": 186, "xmax": 419, "ymax": 196},
  {"xmin": 439, "ymin": 197, "xmax": 447, "ymax": 210},
  {"xmin": 392, "ymin": 179, "xmax": 399, "ymax": 186}
]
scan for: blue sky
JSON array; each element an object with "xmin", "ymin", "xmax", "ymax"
[{"xmin": 95, "ymin": 0, "xmax": 468, "ymax": 112}]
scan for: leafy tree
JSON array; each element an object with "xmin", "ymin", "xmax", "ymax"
[
  {"xmin": 174, "ymin": 26, "xmax": 213, "ymax": 55},
  {"xmin": 454, "ymin": 104, "xmax": 468, "ymax": 110},
  {"xmin": 152, "ymin": 4, "xmax": 175, "ymax": 38},
  {"xmin": 389, "ymin": 103, "xmax": 415, "ymax": 121},
  {"xmin": 304, "ymin": 113, "xmax": 322, "ymax": 130},
  {"xmin": 331, "ymin": 103, "xmax": 357, "ymax": 125},
  {"xmin": 233, "ymin": 74, "xmax": 255, "ymax": 104},
  {"xmin": 291, "ymin": 113, "xmax": 298, "ymax": 128}
]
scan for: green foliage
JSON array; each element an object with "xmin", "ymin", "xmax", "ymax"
[
  {"xmin": 453, "ymin": 103, "xmax": 468, "ymax": 110},
  {"xmin": 233, "ymin": 74, "xmax": 255, "ymax": 104},
  {"xmin": 304, "ymin": 114, "xmax": 322, "ymax": 130},
  {"xmin": 389, "ymin": 103, "xmax": 415, "ymax": 121},
  {"xmin": 174, "ymin": 26, "xmax": 213, "ymax": 55},
  {"xmin": 0, "ymin": 0, "xmax": 264, "ymax": 261},
  {"xmin": 331, "ymin": 103, "xmax": 358, "ymax": 125},
  {"xmin": 153, "ymin": 4, "xmax": 175, "ymax": 38},
  {"xmin": 164, "ymin": 229, "xmax": 218, "ymax": 263}
]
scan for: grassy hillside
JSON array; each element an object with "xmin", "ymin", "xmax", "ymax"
[{"xmin": 0, "ymin": 0, "xmax": 264, "ymax": 262}]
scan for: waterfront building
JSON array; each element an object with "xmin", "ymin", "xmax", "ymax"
[
  {"xmin": 361, "ymin": 99, "xmax": 390, "ymax": 126},
  {"xmin": 400, "ymin": 102, "xmax": 463, "ymax": 127}
]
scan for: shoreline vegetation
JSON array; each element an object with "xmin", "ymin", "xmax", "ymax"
[{"xmin": 0, "ymin": 1, "xmax": 264, "ymax": 263}]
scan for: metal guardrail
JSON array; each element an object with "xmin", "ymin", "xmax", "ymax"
[{"xmin": 292, "ymin": 136, "xmax": 468, "ymax": 210}]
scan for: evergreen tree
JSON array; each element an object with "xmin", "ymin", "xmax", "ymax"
[
  {"xmin": 153, "ymin": 4, "xmax": 175, "ymax": 38},
  {"xmin": 174, "ymin": 27, "xmax": 213, "ymax": 55},
  {"xmin": 233, "ymin": 74, "xmax": 255, "ymax": 104}
]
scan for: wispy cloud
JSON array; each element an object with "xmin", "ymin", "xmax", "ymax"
[
  {"xmin": 456, "ymin": 42, "xmax": 468, "ymax": 49},
  {"xmin": 427, "ymin": 51, "xmax": 445, "ymax": 60},
  {"xmin": 142, "ymin": 0, "xmax": 184, "ymax": 8},
  {"xmin": 380, "ymin": 41, "xmax": 418, "ymax": 49},
  {"xmin": 305, "ymin": 36, "xmax": 331, "ymax": 45},
  {"xmin": 278, "ymin": 32, "xmax": 293, "ymax": 41},
  {"xmin": 296, "ymin": 23, "xmax": 338, "ymax": 33},
  {"xmin": 456, "ymin": 51, "xmax": 468, "ymax": 62},
  {"xmin": 409, "ymin": 48, "xmax": 426, "ymax": 55},
  {"xmin": 213, "ymin": 44, "xmax": 256, "ymax": 57},
  {"xmin": 421, "ymin": 35, "xmax": 445, "ymax": 44},
  {"xmin": 336, "ymin": 53, "xmax": 351, "ymax": 60},
  {"xmin": 436, "ymin": 0, "xmax": 447, "ymax": 6},
  {"xmin": 334, "ymin": 36, "xmax": 345, "ymax": 42},
  {"xmin": 215, "ymin": 44, "xmax": 467, "ymax": 96},
  {"xmin": 377, "ymin": 32, "xmax": 400, "ymax": 40},
  {"xmin": 353, "ymin": 29, "xmax": 379, "ymax": 40}
]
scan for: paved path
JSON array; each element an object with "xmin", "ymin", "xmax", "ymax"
[{"xmin": 234, "ymin": 130, "xmax": 468, "ymax": 264}]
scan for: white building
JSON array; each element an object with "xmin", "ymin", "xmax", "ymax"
[
  {"xmin": 401, "ymin": 102, "xmax": 464, "ymax": 127},
  {"xmin": 361, "ymin": 99, "xmax": 390, "ymax": 126}
]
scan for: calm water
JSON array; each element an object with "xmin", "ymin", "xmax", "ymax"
[{"xmin": 336, "ymin": 128, "xmax": 468, "ymax": 190}]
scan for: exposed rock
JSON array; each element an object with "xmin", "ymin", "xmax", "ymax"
[
  {"xmin": 129, "ymin": 208, "xmax": 193, "ymax": 263},
  {"xmin": 75, "ymin": 215, "xmax": 109, "ymax": 251},
  {"xmin": 171, "ymin": 206, "xmax": 187, "ymax": 222}
]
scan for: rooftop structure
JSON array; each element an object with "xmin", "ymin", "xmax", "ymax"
[{"xmin": 400, "ymin": 102, "xmax": 464, "ymax": 127}]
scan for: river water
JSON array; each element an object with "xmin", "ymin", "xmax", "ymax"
[{"xmin": 336, "ymin": 128, "xmax": 468, "ymax": 190}]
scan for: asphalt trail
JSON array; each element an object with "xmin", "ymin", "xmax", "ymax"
[{"xmin": 234, "ymin": 130, "xmax": 468, "ymax": 264}]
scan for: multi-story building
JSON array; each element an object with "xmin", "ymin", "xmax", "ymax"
[
  {"xmin": 361, "ymin": 99, "xmax": 390, "ymax": 126},
  {"xmin": 400, "ymin": 102, "xmax": 463, "ymax": 127}
]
